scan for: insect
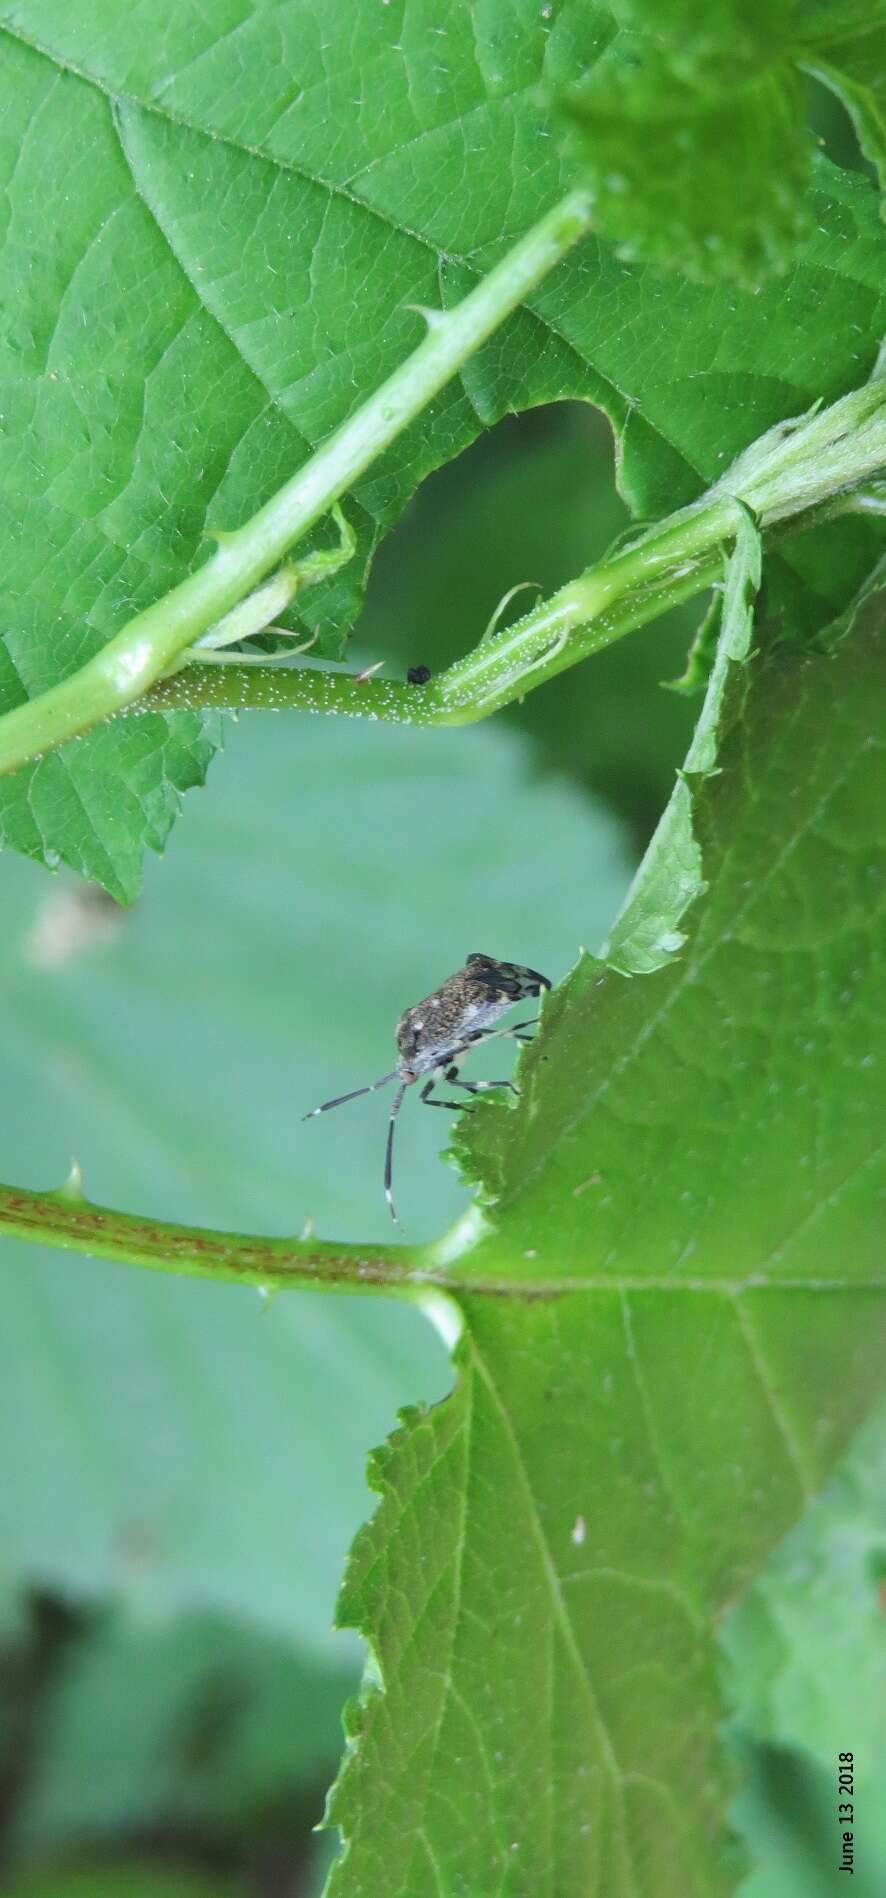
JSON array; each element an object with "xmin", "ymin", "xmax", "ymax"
[{"xmin": 304, "ymin": 952, "xmax": 551, "ymax": 1221}]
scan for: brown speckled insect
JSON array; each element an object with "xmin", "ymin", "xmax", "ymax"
[{"xmin": 304, "ymin": 952, "xmax": 551, "ymax": 1221}]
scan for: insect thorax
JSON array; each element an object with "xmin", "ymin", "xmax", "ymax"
[
  {"xmin": 394, "ymin": 952, "xmax": 546, "ymax": 1079},
  {"xmin": 396, "ymin": 993, "xmax": 514, "ymax": 1077}
]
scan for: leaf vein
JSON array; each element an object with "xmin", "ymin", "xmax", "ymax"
[
  {"xmin": 730, "ymin": 1293, "xmax": 816, "ymax": 1500},
  {"xmin": 469, "ymin": 1334, "xmax": 642, "ymax": 1898}
]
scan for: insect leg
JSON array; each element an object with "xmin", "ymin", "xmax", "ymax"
[
  {"xmin": 384, "ymin": 1083, "xmax": 407, "ymax": 1223},
  {"xmin": 303, "ymin": 1069, "xmax": 398, "ymax": 1119},
  {"xmin": 452, "ymin": 1078, "xmax": 519, "ymax": 1097},
  {"xmin": 466, "ymin": 1017, "xmax": 539, "ymax": 1046},
  {"xmin": 419, "ymin": 1077, "xmax": 471, "ymax": 1110}
]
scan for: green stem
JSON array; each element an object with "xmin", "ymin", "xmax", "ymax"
[
  {"xmin": 0, "ymin": 1180, "xmax": 548, "ymax": 1304},
  {"xmin": 141, "ymin": 375, "xmax": 886, "ymax": 729},
  {"xmin": 0, "ymin": 1178, "xmax": 426, "ymax": 1299},
  {"xmin": 0, "ymin": 189, "xmax": 593, "ymax": 779},
  {"xmin": 140, "ymin": 547, "xmax": 722, "ymax": 726}
]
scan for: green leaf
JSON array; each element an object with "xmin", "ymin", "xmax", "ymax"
[
  {"xmin": 665, "ymin": 592, "xmax": 723, "ymax": 698},
  {"xmin": 0, "ymin": 5, "xmax": 884, "ymax": 888},
  {"xmin": 607, "ymin": 0, "xmax": 793, "ymax": 82},
  {"xmin": 0, "ymin": 709, "xmax": 629, "ymax": 1637},
  {"xmin": 556, "ymin": 3, "xmax": 885, "ymax": 280},
  {"xmin": 818, "ymin": 545, "xmax": 886, "ymax": 650},
  {"xmin": 557, "ymin": 40, "xmax": 810, "ymax": 283},
  {"xmin": 603, "ymin": 503, "xmax": 762, "ymax": 972},
  {"xmin": 801, "ymin": 2, "xmax": 886, "ymax": 197},
  {"xmin": 812, "ymin": 42, "xmax": 886, "ymax": 193},
  {"xmin": 0, "ymin": 692, "xmax": 221, "ymax": 907},
  {"xmin": 325, "ymin": 607, "xmax": 886, "ymax": 1892}
]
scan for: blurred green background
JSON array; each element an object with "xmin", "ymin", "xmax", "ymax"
[{"xmin": 1, "ymin": 392, "xmax": 883, "ymax": 1897}]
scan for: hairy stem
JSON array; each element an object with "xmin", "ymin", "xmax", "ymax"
[
  {"xmin": 0, "ymin": 189, "xmax": 593, "ymax": 778},
  {"xmin": 0, "ymin": 1179, "xmax": 427, "ymax": 1299},
  {"xmin": 142, "ymin": 375, "xmax": 886, "ymax": 728},
  {"xmin": 0, "ymin": 1181, "xmax": 558, "ymax": 1304}
]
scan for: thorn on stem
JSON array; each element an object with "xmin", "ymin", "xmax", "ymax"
[
  {"xmin": 404, "ymin": 303, "xmax": 447, "ymax": 332},
  {"xmin": 57, "ymin": 1157, "xmax": 85, "ymax": 1202}
]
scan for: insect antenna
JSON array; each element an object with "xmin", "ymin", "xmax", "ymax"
[
  {"xmin": 384, "ymin": 1083, "xmax": 408, "ymax": 1224},
  {"xmin": 303, "ymin": 1070, "xmax": 399, "ymax": 1119}
]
